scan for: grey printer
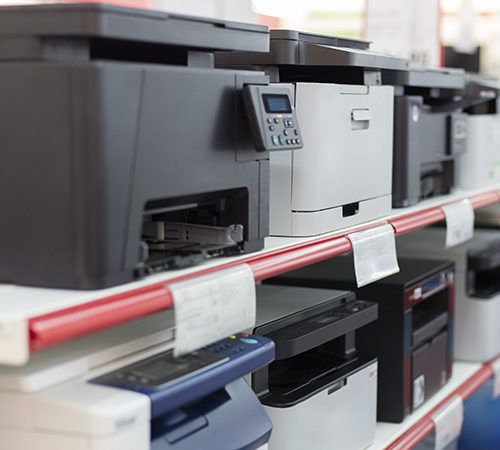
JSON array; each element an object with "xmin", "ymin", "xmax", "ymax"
[
  {"xmin": 0, "ymin": 3, "xmax": 303, "ymax": 289},
  {"xmin": 217, "ymin": 30, "xmax": 408, "ymax": 236},
  {"xmin": 383, "ymin": 65, "xmax": 494, "ymax": 207}
]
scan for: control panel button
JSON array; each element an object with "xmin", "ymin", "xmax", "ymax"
[
  {"xmin": 269, "ymin": 125, "xmax": 275, "ymax": 131},
  {"xmin": 294, "ymin": 129, "xmax": 299, "ymax": 135},
  {"xmin": 279, "ymin": 135, "xmax": 286, "ymax": 145},
  {"xmin": 272, "ymin": 135, "xmax": 279, "ymax": 146},
  {"xmin": 284, "ymin": 130, "xmax": 289, "ymax": 136},
  {"xmin": 296, "ymin": 138, "xmax": 301, "ymax": 144},
  {"xmin": 267, "ymin": 118, "xmax": 273, "ymax": 124},
  {"xmin": 241, "ymin": 338, "xmax": 259, "ymax": 344},
  {"xmin": 284, "ymin": 119, "xmax": 294, "ymax": 128},
  {"xmin": 274, "ymin": 118, "xmax": 280, "ymax": 124}
]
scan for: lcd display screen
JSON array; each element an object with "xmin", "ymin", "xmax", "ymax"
[{"xmin": 263, "ymin": 94, "xmax": 292, "ymax": 113}]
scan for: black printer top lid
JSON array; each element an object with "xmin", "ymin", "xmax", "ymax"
[
  {"xmin": 0, "ymin": 3, "xmax": 269, "ymax": 53},
  {"xmin": 383, "ymin": 64, "xmax": 466, "ymax": 89},
  {"xmin": 216, "ymin": 28, "xmax": 409, "ymax": 71}
]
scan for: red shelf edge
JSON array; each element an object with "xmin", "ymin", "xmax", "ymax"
[
  {"xmin": 25, "ymin": 189, "xmax": 500, "ymax": 353},
  {"xmin": 384, "ymin": 364, "xmax": 494, "ymax": 450},
  {"xmin": 28, "ymin": 284, "xmax": 173, "ymax": 352},
  {"xmin": 390, "ymin": 189, "xmax": 500, "ymax": 236}
]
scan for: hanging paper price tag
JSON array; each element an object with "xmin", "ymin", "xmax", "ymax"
[
  {"xmin": 347, "ymin": 224, "xmax": 400, "ymax": 288},
  {"xmin": 441, "ymin": 199, "xmax": 474, "ymax": 248},
  {"xmin": 431, "ymin": 395, "xmax": 464, "ymax": 450},
  {"xmin": 170, "ymin": 264, "xmax": 256, "ymax": 357}
]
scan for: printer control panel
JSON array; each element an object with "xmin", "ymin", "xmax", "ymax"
[
  {"xmin": 90, "ymin": 333, "xmax": 274, "ymax": 392},
  {"xmin": 243, "ymin": 85, "xmax": 304, "ymax": 151}
]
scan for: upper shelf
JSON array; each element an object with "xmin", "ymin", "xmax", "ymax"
[{"xmin": 0, "ymin": 183, "xmax": 499, "ymax": 366}]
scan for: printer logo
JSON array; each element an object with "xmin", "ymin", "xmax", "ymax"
[{"xmin": 116, "ymin": 416, "xmax": 137, "ymax": 429}]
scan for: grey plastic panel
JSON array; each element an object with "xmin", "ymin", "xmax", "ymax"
[{"xmin": 0, "ymin": 3, "xmax": 269, "ymax": 53}]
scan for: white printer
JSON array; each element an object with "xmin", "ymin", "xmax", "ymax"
[
  {"xmin": 458, "ymin": 73, "xmax": 500, "ymax": 188},
  {"xmin": 397, "ymin": 227, "xmax": 500, "ymax": 362},
  {"xmin": 0, "ymin": 310, "xmax": 275, "ymax": 450},
  {"xmin": 251, "ymin": 284, "xmax": 378, "ymax": 450},
  {"xmin": 217, "ymin": 31, "xmax": 409, "ymax": 236}
]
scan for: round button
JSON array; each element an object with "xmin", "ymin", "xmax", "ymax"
[
  {"xmin": 267, "ymin": 118, "xmax": 273, "ymax": 124},
  {"xmin": 296, "ymin": 139, "xmax": 301, "ymax": 144},
  {"xmin": 241, "ymin": 338, "xmax": 259, "ymax": 344},
  {"xmin": 294, "ymin": 130, "xmax": 299, "ymax": 135},
  {"xmin": 274, "ymin": 118, "xmax": 280, "ymax": 124},
  {"xmin": 269, "ymin": 125, "xmax": 275, "ymax": 131},
  {"xmin": 284, "ymin": 130, "xmax": 289, "ymax": 136}
]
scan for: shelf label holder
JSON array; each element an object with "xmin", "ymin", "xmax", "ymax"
[{"xmin": 441, "ymin": 199, "xmax": 474, "ymax": 248}]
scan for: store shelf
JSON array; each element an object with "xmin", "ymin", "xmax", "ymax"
[
  {"xmin": 1, "ymin": 183, "xmax": 500, "ymax": 365},
  {"xmin": 369, "ymin": 358, "xmax": 497, "ymax": 450}
]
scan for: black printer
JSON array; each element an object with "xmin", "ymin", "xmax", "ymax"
[
  {"xmin": 383, "ymin": 65, "xmax": 493, "ymax": 207},
  {"xmin": 0, "ymin": 3, "xmax": 303, "ymax": 289},
  {"xmin": 265, "ymin": 256, "xmax": 455, "ymax": 423}
]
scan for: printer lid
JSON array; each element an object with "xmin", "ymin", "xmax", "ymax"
[
  {"xmin": 383, "ymin": 64, "xmax": 466, "ymax": 89},
  {"xmin": 217, "ymin": 28, "xmax": 409, "ymax": 70},
  {"xmin": 254, "ymin": 284, "xmax": 355, "ymax": 334},
  {"xmin": 0, "ymin": 3, "xmax": 269, "ymax": 53}
]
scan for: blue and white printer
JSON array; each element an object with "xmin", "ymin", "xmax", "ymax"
[{"xmin": 0, "ymin": 311, "xmax": 275, "ymax": 450}]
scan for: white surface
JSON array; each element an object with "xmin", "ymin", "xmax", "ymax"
[
  {"xmin": 368, "ymin": 361, "xmax": 483, "ymax": 450},
  {"xmin": 170, "ymin": 263, "xmax": 256, "ymax": 357},
  {"xmin": 459, "ymin": 115, "xmax": 500, "ymax": 188},
  {"xmin": 266, "ymin": 361, "xmax": 378, "ymax": 450},
  {"xmin": 347, "ymin": 224, "xmax": 399, "ymax": 287}
]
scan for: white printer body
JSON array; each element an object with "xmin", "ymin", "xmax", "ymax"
[
  {"xmin": 271, "ymin": 82, "xmax": 394, "ymax": 236},
  {"xmin": 459, "ymin": 75, "xmax": 500, "ymax": 188},
  {"xmin": 0, "ymin": 311, "xmax": 274, "ymax": 450},
  {"xmin": 217, "ymin": 30, "xmax": 409, "ymax": 237},
  {"xmin": 397, "ymin": 227, "xmax": 500, "ymax": 362}
]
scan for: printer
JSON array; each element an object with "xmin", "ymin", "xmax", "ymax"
[
  {"xmin": 265, "ymin": 256, "xmax": 455, "ymax": 423},
  {"xmin": 217, "ymin": 30, "xmax": 409, "ymax": 236},
  {"xmin": 250, "ymin": 284, "xmax": 378, "ymax": 450},
  {"xmin": 0, "ymin": 3, "xmax": 303, "ymax": 290},
  {"xmin": 397, "ymin": 227, "xmax": 500, "ymax": 362},
  {"xmin": 458, "ymin": 73, "xmax": 500, "ymax": 188},
  {"xmin": 383, "ymin": 65, "xmax": 497, "ymax": 207},
  {"xmin": 0, "ymin": 310, "xmax": 275, "ymax": 450}
]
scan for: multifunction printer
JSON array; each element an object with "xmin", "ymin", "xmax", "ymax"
[
  {"xmin": 266, "ymin": 256, "xmax": 455, "ymax": 423},
  {"xmin": 397, "ymin": 227, "xmax": 500, "ymax": 362},
  {"xmin": 383, "ymin": 66, "xmax": 468, "ymax": 207},
  {"xmin": 0, "ymin": 310, "xmax": 275, "ymax": 450},
  {"xmin": 250, "ymin": 284, "xmax": 378, "ymax": 450},
  {"xmin": 0, "ymin": 3, "xmax": 303, "ymax": 289},
  {"xmin": 458, "ymin": 74, "xmax": 500, "ymax": 188},
  {"xmin": 217, "ymin": 30, "xmax": 409, "ymax": 236}
]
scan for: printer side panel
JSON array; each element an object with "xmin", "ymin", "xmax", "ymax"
[{"xmin": 0, "ymin": 63, "xmax": 77, "ymax": 288}]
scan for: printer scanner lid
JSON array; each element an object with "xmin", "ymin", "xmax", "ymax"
[
  {"xmin": 0, "ymin": 3, "xmax": 269, "ymax": 53},
  {"xmin": 383, "ymin": 64, "xmax": 466, "ymax": 89},
  {"xmin": 216, "ymin": 28, "xmax": 409, "ymax": 71}
]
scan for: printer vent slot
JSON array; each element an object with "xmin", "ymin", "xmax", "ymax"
[{"xmin": 89, "ymin": 38, "xmax": 192, "ymax": 66}]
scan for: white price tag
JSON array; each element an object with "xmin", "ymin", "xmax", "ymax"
[
  {"xmin": 347, "ymin": 224, "xmax": 400, "ymax": 288},
  {"xmin": 441, "ymin": 199, "xmax": 474, "ymax": 248},
  {"xmin": 170, "ymin": 264, "xmax": 256, "ymax": 357},
  {"xmin": 491, "ymin": 357, "xmax": 500, "ymax": 399},
  {"xmin": 431, "ymin": 395, "xmax": 464, "ymax": 450}
]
